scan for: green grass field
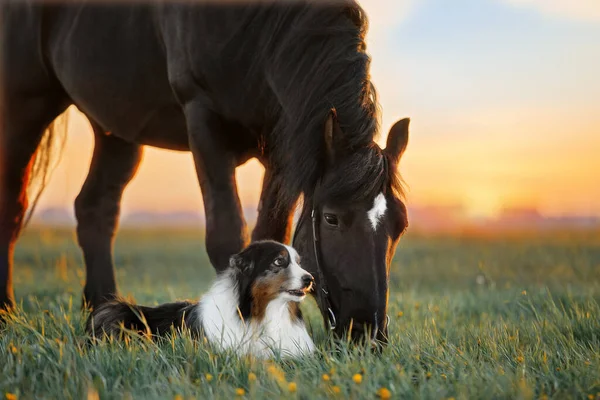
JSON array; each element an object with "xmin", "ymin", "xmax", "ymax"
[{"xmin": 2, "ymin": 228, "xmax": 599, "ymax": 399}]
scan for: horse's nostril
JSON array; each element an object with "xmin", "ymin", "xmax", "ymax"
[{"xmin": 301, "ymin": 274, "xmax": 314, "ymax": 288}]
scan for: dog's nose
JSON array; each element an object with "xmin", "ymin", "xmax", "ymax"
[{"xmin": 301, "ymin": 274, "xmax": 314, "ymax": 288}]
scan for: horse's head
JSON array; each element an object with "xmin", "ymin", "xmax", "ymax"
[{"xmin": 293, "ymin": 114, "xmax": 409, "ymax": 344}]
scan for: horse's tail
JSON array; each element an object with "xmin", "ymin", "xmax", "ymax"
[
  {"xmin": 85, "ymin": 299, "xmax": 200, "ymax": 339},
  {"xmin": 23, "ymin": 108, "xmax": 70, "ymax": 227}
]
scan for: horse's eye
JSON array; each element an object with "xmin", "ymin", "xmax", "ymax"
[{"xmin": 324, "ymin": 213, "xmax": 339, "ymax": 226}]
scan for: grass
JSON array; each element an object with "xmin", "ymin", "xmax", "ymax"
[{"xmin": 2, "ymin": 227, "xmax": 600, "ymax": 399}]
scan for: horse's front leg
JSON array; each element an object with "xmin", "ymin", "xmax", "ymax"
[
  {"xmin": 251, "ymin": 167, "xmax": 298, "ymax": 244},
  {"xmin": 186, "ymin": 106, "xmax": 249, "ymax": 271},
  {"xmin": 75, "ymin": 121, "xmax": 142, "ymax": 309}
]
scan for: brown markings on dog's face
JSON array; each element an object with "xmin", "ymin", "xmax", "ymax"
[{"xmin": 250, "ymin": 272, "xmax": 288, "ymax": 321}]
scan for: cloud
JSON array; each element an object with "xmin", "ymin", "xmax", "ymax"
[{"xmin": 503, "ymin": 0, "xmax": 600, "ymax": 22}]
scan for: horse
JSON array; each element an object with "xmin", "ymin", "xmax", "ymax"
[{"xmin": 0, "ymin": 0, "xmax": 409, "ymax": 343}]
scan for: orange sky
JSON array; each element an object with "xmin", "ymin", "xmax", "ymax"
[{"xmin": 31, "ymin": 0, "xmax": 600, "ymax": 220}]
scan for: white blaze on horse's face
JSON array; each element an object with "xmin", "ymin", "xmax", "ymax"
[{"xmin": 367, "ymin": 192, "xmax": 387, "ymax": 230}]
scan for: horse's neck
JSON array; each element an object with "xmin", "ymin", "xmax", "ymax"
[
  {"xmin": 198, "ymin": 272, "xmax": 249, "ymax": 351},
  {"xmin": 254, "ymin": 297, "xmax": 315, "ymax": 358}
]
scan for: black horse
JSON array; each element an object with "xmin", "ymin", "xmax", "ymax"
[{"xmin": 0, "ymin": 0, "xmax": 409, "ymax": 342}]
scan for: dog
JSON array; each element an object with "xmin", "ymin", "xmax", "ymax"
[{"xmin": 85, "ymin": 240, "xmax": 316, "ymax": 358}]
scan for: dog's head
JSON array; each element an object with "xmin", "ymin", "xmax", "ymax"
[{"xmin": 229, "ymin": 241, "xmax": 314, "ymax": 321}]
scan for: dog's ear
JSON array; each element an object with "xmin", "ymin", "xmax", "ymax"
[{"xmin": 229, "ymin": 254, "xmax": 253, "ymax": 274}]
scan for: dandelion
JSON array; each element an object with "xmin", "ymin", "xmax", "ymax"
[
  {"xmin": 352, "ymin": 374, "xmax": 362, "ymax": 384},
  {"xmin": 426, "ymin": 372, "xmax": 432, "ymax": 379},
  {"xmin": 521, "ymin": 290, "xmax": 527, "ymax": 295},
  {"xmin": 288, "ymin": 382, "xmax": 297, "ymax": 393},
  {"xmin": 441, "ymin": 373, "xmax": 447, "ymax": 380},
  {"xmin": 322, "ymin": 374, "xmax": 331, "ymax": 382},
  {"xmin": 205, "ymin": 373, "xmax": 213, "ymax": 382},
  {"xmin": 10, "ymin": 345, "xmax": 17, "ymax": 354},
  {"xmin": 414, "ymin": 303, "xmax": 420, "ymax": 310},
  {"xmin": 174, "ymin": 395, "xmax": 183, "ymax": 400},
  {"xmin": 235, "ymin": 388, "xmax": 245, "ymax": 396},
  {"xmin": 267, "ymin": 364, "xmax": 286, "ymax": 383},
  {"xmin": 397, "ymin": 311, "xmax": 404, "ymax": 317},
  {"xmin": 87, "ymin": 388, "xmax": 99, "ymax": 400},
  {"xmin": 5, "ymin": 394, "xmax": 17, "ymax": 400},
  {"xmin": 331, "ymin": 386, "xmax": 341, "ymax": 394},
  {"xmin": 587, "ymin": 395, "xmax": 594, "ymax": 400},
  {"xmin": 377, "ymin": 387, "xmax": 392, "ymax": 399},
  {"xmin": 248, "ymin": 373, "xmax": 257, "ymax": 383},
  {"xmin": 516, "ymin": 355, "xmax": 524, "ymax": 364}
]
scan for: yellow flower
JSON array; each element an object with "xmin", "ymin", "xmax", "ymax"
[
  {"xmin": 587, "ymin": 395, "xmax": 594, "ymax": 400},
  {"xmin": 205, "ymin": 373, "xmax": 213, "ymax": 382},
  {"xmin": 288, "ymin": 382, "xmax": 297, "ymax": 393},
  {"xmin": 322, "ymin": 374, "xmax": 331, "ymax": 382},
  {"xmin": 441, "ymin": 373, "xmax": 447, "ymax": 379},
  {"xmin": 426, "ymin": 372, "xmax": 432, "ymax": 379},
  {"xmin": 267, "ymin": 364, "xmax": 286, "ymax": 383},
  {"xmin": 516, "ymin": 356, "xmax": 524, "ymax": 364},
  {"xmin": 521, "ymin": 290, "xmax": 527, "ymax": 295},
  {"xmin": 377, "ymin": 387, "xmax": 392, "ymax": 399},
  {"xmin": 87, "ymin": 388, "xmax": 99, "ymax": 400},
  {"xmin": 352, "ymin": 374, "xmax": 362, "ymax": 384},
  {"xmin": 174, "ymin": 395, "xmax": 183, "ymax": 400},
  {"xmin": 414, "ymin": 303, "xmax": 420, "ymax": 310},
  {"xmin": 248, "ymin": 372, "xmax": 257, "ymax": 382},
  {"xmin": 397, "ymin": 311, "xmax": 404, "ymax": 317},
  {"xmin": 10, "ymin": 345, "xmax": 17, "ymax": 355},
  {"xmin": 5, "ymin": 394, "xmax": 17, "ymax": 400},
  {"xmin": 584, "ymin": 361, "xmax": 591, "ymax": 366},
  {"xmin": 331, "ymin": 386, "xmax": 341, "ymax": 394},
  {"xmin": 235, "ymin": 388, "xmax": 245, "ymax": 396}
]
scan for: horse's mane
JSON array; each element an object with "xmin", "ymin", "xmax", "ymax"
[
  {"xmin": 259, "ymin": 1, "xmax": 382, "ymax": 209},
  {"xmin": 315, "ymin": 146, "xmax": 405, "ymax": 207}
]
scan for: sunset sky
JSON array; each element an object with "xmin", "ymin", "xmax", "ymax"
[{"xmin": 35, "ymin": 0, "xmax": 600, "ymax": 220}]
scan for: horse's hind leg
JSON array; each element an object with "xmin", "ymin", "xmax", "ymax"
[
  {"xmin": 0, "ymin": 95, "xmax": 68, "ymax": 311},
  {"xmin": 75, "ymin": 121, "xmax": 142, "ymax": 309}
]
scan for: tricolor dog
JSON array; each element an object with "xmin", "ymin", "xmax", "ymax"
[{"xmin": 86, "ymin": 241, "xmax": 315, "ymax": 358}]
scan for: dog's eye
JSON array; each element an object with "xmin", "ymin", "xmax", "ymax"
[
  {"xmin": 324, "ymin": 213, "xmax": 339, "ymax": 227},
  {"xmin": 273, "ymin": 257, "xmax": 285, "ymax": 267}
]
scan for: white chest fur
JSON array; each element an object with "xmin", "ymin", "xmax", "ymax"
[{"xmin": 252, "ymin": 297, "xmax": 315, "ymax": 358}]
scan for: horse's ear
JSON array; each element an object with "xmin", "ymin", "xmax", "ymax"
[
  {"xmin": 324, "ymin": 109, "xmax": 345, "ymax": 164},
  {"xmin": 384, "ymin": 118, "xmax": 410, "ymax": 163}
]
